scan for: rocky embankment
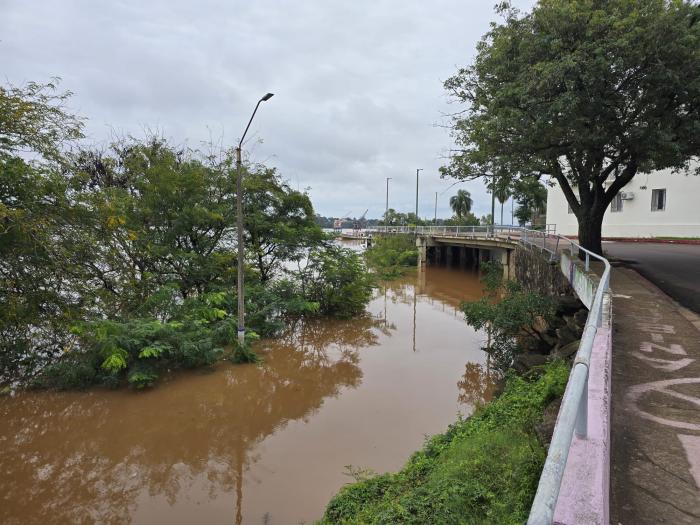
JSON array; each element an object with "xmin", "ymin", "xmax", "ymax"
[
  {"xmin": 512, "ymin": 294, "xmax": 589, "ymax": 447},
  {"xmin": 513, "ymin": 295, "xmax": 588, "ymax": 374}
]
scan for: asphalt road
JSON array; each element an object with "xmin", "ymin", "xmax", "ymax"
[{"xmin": 603, "ymin": 242, "xmax": 700, "ymax": 314}]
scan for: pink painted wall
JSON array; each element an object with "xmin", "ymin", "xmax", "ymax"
[{"xmin": 552, "ymin": 326, "xmax": 612, "ymax": 525}]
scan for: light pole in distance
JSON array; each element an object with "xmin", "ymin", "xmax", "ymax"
[
  {"xmin": 235, "ymin": 92, "xmax": 274, "ymax": 343},
  {"xmin": 385, "ymin": 177, "xmax": 392, "ymax": 225},
  {"xmin": 415, "ymin": 168, "xmax": 423, "ymax": 222}
]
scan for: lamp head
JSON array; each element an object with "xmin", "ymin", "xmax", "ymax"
[{"xmin": 261, "ymin": 93, "xmax": 274, "ymax": 101}]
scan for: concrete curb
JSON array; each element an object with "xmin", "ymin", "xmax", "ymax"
[{"xmin": 566, "ymin": 236, "xmax": 700, "ymax": 245}]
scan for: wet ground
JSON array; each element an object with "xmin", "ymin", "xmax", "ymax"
[
  {"xmin": 0, "ymin": 265, "xmax": 495, "ymax": 525},
  {"xmin": 603, "ymin": 242, "xmax": 700, "ymax": 314}
]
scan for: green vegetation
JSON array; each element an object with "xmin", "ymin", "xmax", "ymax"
[
  {"xmin": 1, "ymin": 81, "xmax": 373, "ymax": 389},
  {"xmin": 462, "ymin": 262, "xmax": 555, "ymax": 371},
  {"xmin": 442, "ymin": 0, "xmax": 700, "ymax": 254},
  {"xmin": 319, "ymin": 360, "xmax": 569, "ymax": 525},
  {"xmin": 365, "ymin": 235, "xmax": 418, "ymax": 279},
  {"xmin": 652, "ymin": 236, "xmax": 700, "ymax": 241},
  {"xmin": 380, "ymin": 209, "xmax": 425, "ymax": 227}
]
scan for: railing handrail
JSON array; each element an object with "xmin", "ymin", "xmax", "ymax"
[{"xmin": 523, "ymin": 230, "xmax": 611, "ymax": 525}]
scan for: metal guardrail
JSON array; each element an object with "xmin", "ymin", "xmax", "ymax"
[
  {"xmin": 376, "ymin": 223, "xmax": 611, "ymax": 524},
  {"xmin": 371, "ymin": 224, "xmax": 532, "ymax": 237},
  {"xmin": 523, "ymin": 231, "xmax": 611, "ymax": 525}
]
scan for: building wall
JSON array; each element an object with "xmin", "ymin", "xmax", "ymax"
[{"xmin": 546, "ymin": 168, "xmax": 700, "ymax": 238}]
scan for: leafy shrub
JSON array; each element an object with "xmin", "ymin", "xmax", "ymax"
[
  {"xmin": 365, "ymin": 235, "xmax": 418, "ymax": 278},
  {"xmin": 301, "ymin": 246, "xmax": 374, "ymax": 319},
  {"xmin": 462, "ymin": 262, "xmax": 554, "ymax": 371},
  {"xmin": 319, "ymin": 361, "xmax": 569, "ymax": 525}
]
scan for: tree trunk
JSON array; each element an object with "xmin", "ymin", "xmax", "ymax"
[{"xmin": 577, "ymin": 209, "xmax": 605, "ymax": 255}]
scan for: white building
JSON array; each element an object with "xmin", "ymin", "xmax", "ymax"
[{"xmin": 546, "ymin": 167, "xmax": 700, "ymax": 238}]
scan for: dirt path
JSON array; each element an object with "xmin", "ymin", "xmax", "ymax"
[{"xmin": 610, "ymin": 267, "xmax": 700, "ymax": 524}]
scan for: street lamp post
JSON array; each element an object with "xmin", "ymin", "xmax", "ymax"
[
  {"xmin": 235, "ymin": 92, "xmax": 274, "ymax": 343},
  {"xmin": 385, "ymin": 177, "xmax": 392, "ymax": 224},
  {"xmin": 415, "ymin": 168, "xmax": 423, "ymax": 221},
  {"xmin": 434, "ymin": 191, "xmax": 438, "ymax": 225}
]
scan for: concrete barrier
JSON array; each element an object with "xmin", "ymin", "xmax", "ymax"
[{"xmin": 552, "ymin": 254, "xmax": 613, "ymax": 525}]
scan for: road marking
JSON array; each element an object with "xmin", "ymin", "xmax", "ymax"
[
  {"xmin": 626, "ymin": 378, "xmax": 700, "ymax": 431},
  {"xmin": 677, "ymin": 434, "xmax": 700, "ymax": 490},
  {"xmin": 636, "ymin": 323, "xmax": 676, "ymax": 334},
  {"xmin": 639, "ymin": 342, "xmax": 687, "ymax": 356},
  {"xmin": 631, "ymin": 352, "xmax": 694, "ymax": 372}
]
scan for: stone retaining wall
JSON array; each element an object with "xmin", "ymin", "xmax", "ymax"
[{"xmin": 514, "ymin": 244, "xmax": 573, "ymax": 297}]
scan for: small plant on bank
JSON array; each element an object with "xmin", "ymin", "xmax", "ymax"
[{"xmin": 462, "ymin": 261, "xmax": 555, "ymax": 372}]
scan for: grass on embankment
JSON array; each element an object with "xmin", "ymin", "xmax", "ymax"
[{"xmin": 318, "ymin": 360, "xmax": 569, "ymax": 525}]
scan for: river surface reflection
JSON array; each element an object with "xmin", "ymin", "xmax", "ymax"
[{"xmin": 0, "ymin": 265, "xmax": 496, "ymax": 525}]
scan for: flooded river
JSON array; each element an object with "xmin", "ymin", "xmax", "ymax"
[{"xmin": 0, "ymin": 265, "xmax": 495, "ymax": 525}]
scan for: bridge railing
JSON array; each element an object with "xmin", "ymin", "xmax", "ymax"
[{"xmin": 372, "ymin": 224, "xmax": 524, "ymax": 237}]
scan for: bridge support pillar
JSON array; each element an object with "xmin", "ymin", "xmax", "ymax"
[
  {"xmin": 480, "ymin": 248, "xmax": 490, "ymax": 265},
  {"xmin": 416, "ymin": 237, "xmax": 427, "ymax": 269},
  {"xmin": 492, "ymin": 248, "xmax": 513, "ymax": 280},
  {"xmin": 459, "ymin": 246, "xmax": 466, "ymax": 268},
  {"xmin": 445, "ymin": 245, "xmax": 453, "ymax": 266}
]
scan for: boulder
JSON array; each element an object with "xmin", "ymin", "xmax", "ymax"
[
  {"xmin": 563, "ymin": 315, "xmax": 584, "ymax": 338},
  {"xmin": 553, "ymin": 339, "xmax": 581, "ymax": 359},
  {"xmin": 555, "ymin": 325, "xmax": 579, "ymax": 347},
  {"xmin": 555, "ymin": 295, "xmax": 585, "ymax": 315},
  {"xmin": 573, "ymin": 308, "xmax": 589, "ymax": 328},
  {"xmin": 512, "ymin": 352, "xmax": 549, "ymax": 374}
]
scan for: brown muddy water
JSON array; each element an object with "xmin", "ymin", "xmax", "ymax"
[{"xmin": 0, "ymin": 265, "xmax": 496, "ymax": 525}]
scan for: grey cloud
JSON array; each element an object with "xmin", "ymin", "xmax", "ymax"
[{"xmin": 1, "ymin": 0, "xmax": 535, "ymax": 219}]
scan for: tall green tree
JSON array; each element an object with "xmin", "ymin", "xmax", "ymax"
[
  {"xmin": 243, "ymin": 166, "xmax": 324, "ymax": 282},
  {"xmin": 1, "ymin": 81, "xmax": 84, "ymax": 380},
  {"xmin": 443, "ymin": 0, "xmax": 700, "ymax": 253},
  {"xmin": 449, "ymin": 189, "xmax": 473, "ymax": 219}
]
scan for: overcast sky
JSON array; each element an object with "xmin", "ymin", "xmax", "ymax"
[{"xmin": 1, "ymin": 0, "xmax": 536, "ymax": 220}]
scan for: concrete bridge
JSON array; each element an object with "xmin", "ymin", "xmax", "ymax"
[{"xmin": 372, "ymin": 225, "xmax": 555, "ymax": 278}]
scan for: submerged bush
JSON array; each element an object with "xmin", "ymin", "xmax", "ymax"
[
  {"xmin": 297, "ymin": 246, "xmax": 374, "ymax": 319},
  {"xmin": 319, "ymin": 360, "xmax": 569, "ymax": 525},
  {"xmin": 365, "ymin": 235, "xmax": 418, "ymax": 279}
]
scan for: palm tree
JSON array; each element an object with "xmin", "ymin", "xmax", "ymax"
[
  {"xmin": 449, "ymin": 189, "xmax": 473, "ymax": 219},
  {"xmin": 494, "ymin": 185, "xmax": 510, "ymax": 225}
]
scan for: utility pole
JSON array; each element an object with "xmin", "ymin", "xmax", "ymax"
[
  {"xmin": 491, "ymin": 176, "xmax": 496, "ymax": 227},
  {"xmin": 434, "ymin": 191, "xmax": 438, "ymax": 224},
  {"xmin": 385, "ymin": 177, "xmax": 392, "ymax": 224},
  {"xmin": 415, "ymin": 168, "xmax": 423, "ymax": 221},
  {"xmin": 235, "ymin": 93, "xmax": 274, "ymax": 343}
]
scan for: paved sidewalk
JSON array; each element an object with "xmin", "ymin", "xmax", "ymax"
[{"xmin": 610, "ymin": 268, "xmax": 700, "ymax": 524}]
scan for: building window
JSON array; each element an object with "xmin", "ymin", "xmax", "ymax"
[
  {"xmin": 651, "ymin": 189, "xmax": 666, "ymax": 212},
  {"xmin": 611, "ymin": 193, "xmax": 623, "ymax": 213}
]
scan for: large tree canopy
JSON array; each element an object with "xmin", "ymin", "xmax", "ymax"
[{"xmin": 442, "ymin": 0, "xmax": 700, "ymax": 253}]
